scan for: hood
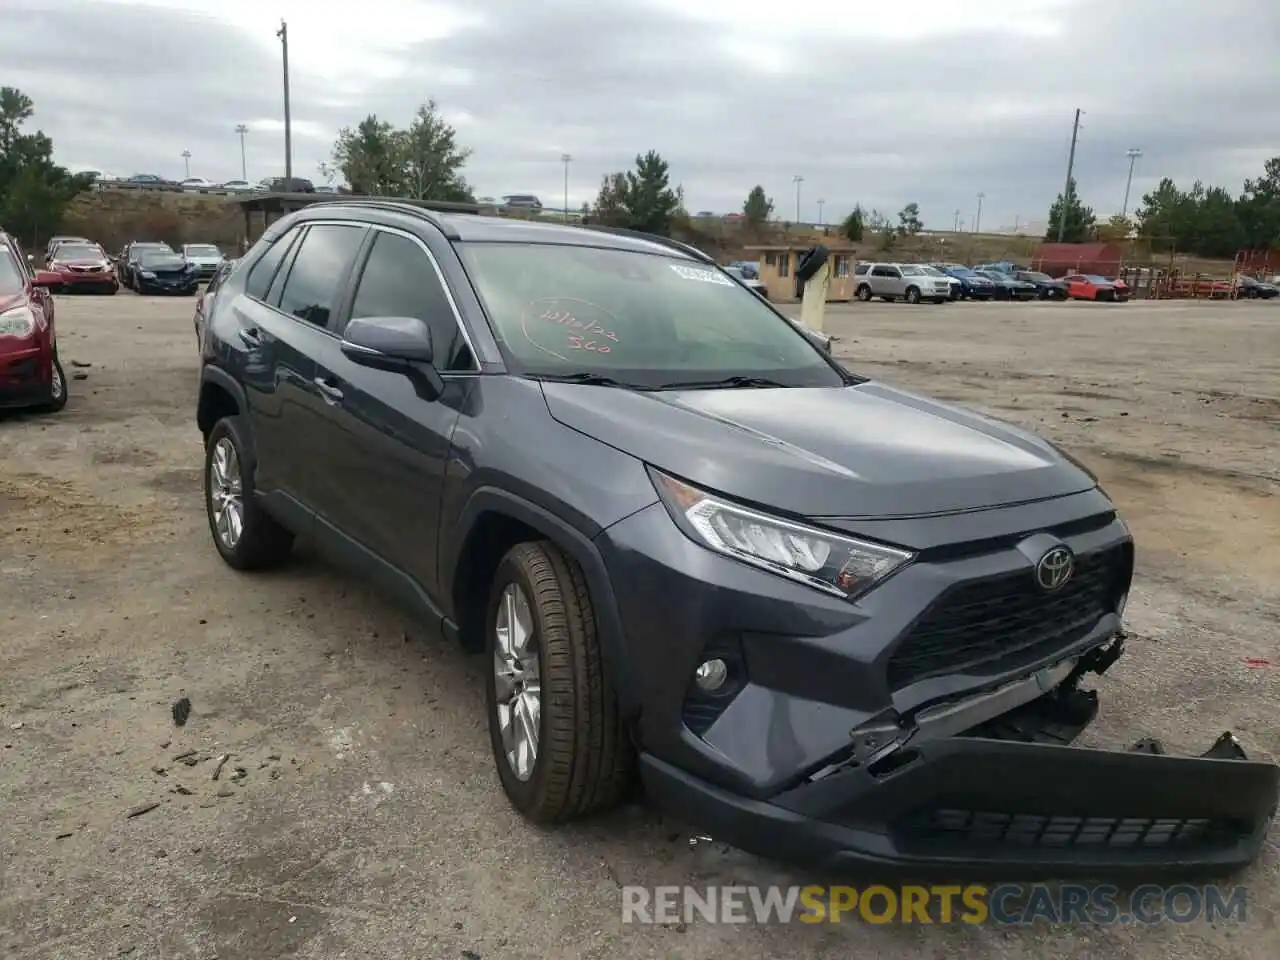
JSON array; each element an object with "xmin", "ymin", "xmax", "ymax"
[
  {"xmin": 186, "ymin": 254, "xmax": 222, "ymax": 263},
  {"xmin": 53, "ymin": 257, "xmax": 110, "ymax": 268},
  {"xmin": 541, "ymin": 381, "xmax": 1096, "ymax": 519},
  {"xmin": 139, "ymin": 256, "xmax": 186, "ymax": 270}
]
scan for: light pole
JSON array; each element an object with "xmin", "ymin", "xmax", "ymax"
[
  {"xmin": 953, "ymin": 209, "xmax": 961, "ymax": 233},
  {"xmin": 181, "ymin": 150, "xmax": 191, "ymax": 179},
  {"xmin": 277, "ymin": 20, "xmax": 292, "ymax": 188},
  {"xmin": 974, "ymin": 192, "xmax": 985, "ymax": 234},
  {"xmin": 792, "ymin": 175, "xmax": 803, "ymax": 222},
  {"xmin": 235, "ymin": 124, "xmax": 249, "ymax": 181},
  {"xmin": 561, "ymin": 153, "xmax": 572, "ymax": 223},
  {"xmin": 816, "ymin": 198, "xmax": 825, "ymax": 226},
  {"xmin": 1121, "ymin": 147, "xmax": 1142, "ymax": 220}
]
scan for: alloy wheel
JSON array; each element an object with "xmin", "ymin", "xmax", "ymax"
[
  {"xmin": 208, "ymin": 437, "xmax": 244, "ymax": 549},
  {"xmin": 492, "ymin": 582, "xmax": 541, "ymax": 781}
]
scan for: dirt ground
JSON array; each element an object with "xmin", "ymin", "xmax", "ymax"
[{"xmin": 1, "ymin": 293, "xmax": 1278, "ymax": 960}]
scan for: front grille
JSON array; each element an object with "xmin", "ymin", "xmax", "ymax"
[
  {"xmin": 895, "ymin": 808, "xmax": 1244, "ymax": 852},
  {"xmin": 887, "ymin": 545, "xmax": 1126, "ymax": 688}
]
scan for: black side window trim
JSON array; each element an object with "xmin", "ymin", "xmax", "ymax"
[{"xmin": 244, "ymin": 227, "xmax": 302, "ymax": 304}]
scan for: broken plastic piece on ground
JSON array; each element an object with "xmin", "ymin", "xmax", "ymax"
[
  {"xmin": 1129, "ymin": 737, "xmax": 1165, "ymax": 755},
  {"xmin": 1242, "ymin": 657, "xmax": 1271, "ymax": 668},
  {"xmin": 1201, "ymin": 731, "xmax": 1248, "ymax": 761}
]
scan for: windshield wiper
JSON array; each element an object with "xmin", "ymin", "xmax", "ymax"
[
  {"xmin": 657, "ymin": 375, "xmax": 790, "ymax": 390},
  {"xmin": 528, "ymin": 372, "xmax": 645, "ymax": 389}
]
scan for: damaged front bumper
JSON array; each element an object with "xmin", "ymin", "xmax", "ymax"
[{"xmin": 642, "ymin": 638, "xmax": 1280, "ymax": 879}]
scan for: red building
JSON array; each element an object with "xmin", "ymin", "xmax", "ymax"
[{"xmin": 1030, "ymin": 242, "xmax": 1126, "ymax": 278}]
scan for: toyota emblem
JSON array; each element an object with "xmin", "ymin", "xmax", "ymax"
[{"xmin": 1035, "ymin": 546, "xmax": 1075, "ymax": 592}]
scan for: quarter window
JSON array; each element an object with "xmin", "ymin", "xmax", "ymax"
[
  {"xmin": 244, "ymin": 228, "xmax": 300, "ymax": 301},
  {"xmin": 346, "ymin": 231, "xmax": 474, "ymax": 370},
  {"xmin": 275, "ymin": 224, "xmax": 367, "ymax": 328}
]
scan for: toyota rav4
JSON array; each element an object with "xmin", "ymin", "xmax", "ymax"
[{"xmin": 195, "ymin": 200, "xmax": 1277, "ymax": 878}]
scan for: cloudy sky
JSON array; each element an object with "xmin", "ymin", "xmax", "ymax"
[{"xmin": 6, "ymin": 0, "xmax": 1278, "ymax": 230}]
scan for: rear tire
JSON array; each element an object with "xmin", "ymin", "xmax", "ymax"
[
  {"xmin": 485, "ymin": 541, "xmax": 633, "ymax": 824},
  {"xmin": 203, "ymin": 416, "xmax": 294, "ymax": 570}
]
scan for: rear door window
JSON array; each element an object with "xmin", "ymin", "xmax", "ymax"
[
  {"xmin": 244, "ymin": 228, "xmax": 301, "ymax": 301},
  {"xmin": 274, "ymin": 224, "xmax": 367, "ymax": 329}
]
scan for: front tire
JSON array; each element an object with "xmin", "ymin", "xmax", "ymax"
[
  {"xmin": 485, "ymin": 541, "xmax": 632, "ymax": 825},
  {"xmin": 203, "ymin": 416, "xmax": 294, "ymax": 570},
  {"xmin": 41, "ymin": 353, "xmax": 68, "ymax": 413},
  {"xmin": 905, "ymin": 286, "xmax": 921, "ymax": 304},
  {"xmin": 855, "ymin": 284, "xmax": 872, "ymax": 302}
]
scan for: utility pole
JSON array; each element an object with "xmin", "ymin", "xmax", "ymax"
[
  {"xmin": 1121, "ymin": 147, "xmax": 1142, "ymax": 220},
  {"xmin": 816, "ymin": 198, "xmax": 825, "ymax": 226},
  {"xmin": 974, "ymin": 192, "xmax": 985, "ymax": 234},
  {"xmin": 1057, "ymin": 108, "xmax": 1082, "ymax": 242},
  {"xmin": 235, "ymin": 124, "xmax": 249, "ymax": 181},
  {"xmin": 277, "ymin": 20, "xmax": 293, "ymax": 189},
  {"xmin": 181, "ymin": 150, "xmax": 191, "ymax": 179},
  {"xmin": 561, "ymin": 153, "xmax": 572, "ymax": 223},
  {"xmin": 792, "ymin": 175, "xmax": 803, "ymax": 223},
  {"xmin": 953, "ymin": 209, "xmax": 961, "ymax": 232}
]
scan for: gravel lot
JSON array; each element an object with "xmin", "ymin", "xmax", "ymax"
[{"xmin": 2, "ymin": 293, "xmax": 1278, "ymax": 959}]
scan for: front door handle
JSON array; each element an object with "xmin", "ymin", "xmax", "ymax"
[
  {"xmin": 238, "ymin": 328, "xmax": 262, "ymax": 347},
  {"xmin": 314, "ymin": 377, "xmax": 344, "ymax": 403}
]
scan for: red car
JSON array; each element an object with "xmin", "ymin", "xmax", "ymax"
[
  {"xmin": 0, "ymin": 234, "xmax": 67, "ymax": 413},
  {"xmin": 1064, "ymin": 273, "xmax": 1130, "ymax": 302},
  {"xmin": 44, "ymin": 239, "xmax": 119, "ymax": 294}
]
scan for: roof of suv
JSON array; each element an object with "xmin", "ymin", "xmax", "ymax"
[{"xmin": 291, "ymin": 199, "xmax": 709, "ymax": 261}]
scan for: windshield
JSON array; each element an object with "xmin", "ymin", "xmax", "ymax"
[
  {"xmin": 1086, "ymin": 275, "xmax": 1111, "ymax": 283},
  {"xmin": 140, "ymin": 251, "xmax": 178, "ymax": 265},
  {"xmin": 185, "ymin": 245, "xmax": 221, "ymax": 257},
  {"xmin": 1021, "ymin": 271, "xmax": 1052, "ymax": 282},
  {"xmin": 52, "ymin": 244, "xmax": 103, "ymax": 260},
  {"xmin": 920, "ymin": 266, "xmax": 946, "ymax": 277},
  {"xmin": 948, "ymin": 267, "xmax": 974, "ymax": 277},
  {"xmin": 459, "ymin": 242, "xmax": 845, "ymax": 388},
  {"xmin": 0, "ymin": 250, "xmax": 23, "ymax": 296},
  {"xmin": 900, "ymin": 265, "xmax": 924, "ymax": 276},
  {"xmin": 134, "ymin": 244, "xmax": 172, "ymax": 256}
]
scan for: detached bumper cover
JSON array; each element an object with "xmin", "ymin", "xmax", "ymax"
[{"xmin": 642, "ymin": 734, "xmax": 1279, "ymax": 879}]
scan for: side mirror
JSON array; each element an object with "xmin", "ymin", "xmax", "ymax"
[
  {"xmin": 341, "ymin": 315, "xmax": 443, "ymax": 400},
  {"xmin": 32, "ymin": 271, "xmax": 61, "ymax": 287}
]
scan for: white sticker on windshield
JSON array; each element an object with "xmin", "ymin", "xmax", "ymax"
[{"xmin": 669, "ymin": 264, "xmax": 734, "ymax": 286}]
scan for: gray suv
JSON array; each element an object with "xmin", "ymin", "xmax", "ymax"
[
  {"xmin": 854, "ymin": 262, "xmax": 951, "ymax": 303},
  {"xmin": 195, "ymin": 200, "xmax": 1277, "ymax": 878}
]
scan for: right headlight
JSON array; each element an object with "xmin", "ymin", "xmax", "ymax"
[
  {"xmin": 0, "ymin": 305, "xmax": 36, "ymax": 338},
  {"xmin": 648, "ymin": 468, "xmax": 915, "ymax": 600}
]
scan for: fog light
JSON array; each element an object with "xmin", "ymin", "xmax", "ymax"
[{"xmin": 694, "ymin": 658, "xmax": 728, "ymax": 692}]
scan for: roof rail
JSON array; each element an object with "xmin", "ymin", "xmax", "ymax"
[
  {"xmin": 581, "ymin": 225, "xmax": 715, "ymax": 264},
  {"xmin": 276, "ymin": 196, "xmax": 480, "ymax": 239}
]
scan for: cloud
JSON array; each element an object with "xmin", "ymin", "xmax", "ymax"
[{"xmin": 3, "ymin": 0, "xmax": 1277, "ymax": 230}]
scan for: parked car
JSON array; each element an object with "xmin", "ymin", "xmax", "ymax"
[
  {"xmin": 266, "ymin": 177, "xmax": 316, "ymax": 193},
  {"xmin": 43, "ymin": 240, "xmax": 118, "ymax": 294},
  {"xmin": 181, "ymin": 177, "xmax": 218, "ymax": 191},
  {"xmin": 118, "ymin": 242, "xmax": 176, "ymax": 288},
  {"xmin": 220, "ymin": 179, "xmax": 253, "ymax": 193},
  {"xmin": 181, "ymin": 243, "xmax": 226, "ymax": 280},
  {"xmin": 1236, "ymin": 276, "xmax": 1279, "ymax": 299},
  {"xmin": 0, "ymin": 232, "xmax": 66, "ymax": 413},
  {"xmin": 126, "ymin": 173, "xmax": 170, "ymax": 188},
  {"xmin": 919, "ymin": 265, "xmax": 961, "ymax": 300},
  {"xmin": 502, "ymin": 194, "xmax": 543, "ymax": 213},
  {"xmin": 133, "ymin": 249, "xmax": 200, "ymax": 295},
  {"xmin": 854, "ymin": 262, "xmax": 949, "ymax": 304},
  {"xmin": 727, "ymin": 260, "xmax": 760, "ymax": 280},
  {"xmin": 44, "ymin": 235, "xmax": 92, "ymax": 262},
  {"xmin": 1064, "ymin": 274, "xmax": 1130, "ymax": 302},
  {"xmin": 1013, "ymin": 270, "xmax": 1069, "ymax": 300},
  {"xmin": 192, "ymin": 199, "xmax": 1279, "ymax": 877},
  {"xmin": 973, "ymin": 269, "xmax": 1038, "ymax": 300},
  {"xmin": 723, "ymin": 265, "xmax": 768, "ymax": 300},
  {"xmin": 194, "ymin": 257, "xmax": 237, "ymax": 346},
  {"xmin": 933, "ymin": 264, "xmax": 995, "ymax": 300}
]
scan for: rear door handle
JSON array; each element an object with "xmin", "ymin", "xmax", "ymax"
[
  {"xmin": 238, "ymin": 328, "xmax": 262, "ymax": 347},
  {"xmin": 314, "ymin": 377, "xmax": 344, "ymax": 403}
]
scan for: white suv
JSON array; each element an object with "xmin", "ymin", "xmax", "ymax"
[{"xmin": 854, "ymin": 262, "xmax": 950, "ymax": 304}]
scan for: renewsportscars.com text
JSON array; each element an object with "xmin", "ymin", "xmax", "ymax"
[{"xmin": 621, "ymin": 884, "xmax": 1248, "ymax": 926}]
